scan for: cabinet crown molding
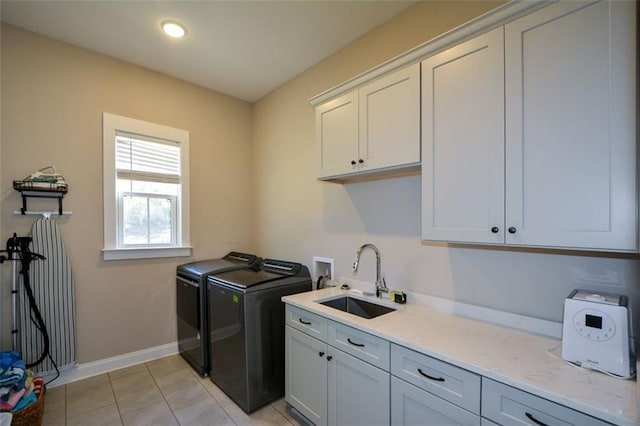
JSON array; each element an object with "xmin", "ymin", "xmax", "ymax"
[{"xmin": 309, "ymin": 0, "xmax": 552, "ymax": 107}]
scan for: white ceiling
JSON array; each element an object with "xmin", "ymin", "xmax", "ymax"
[{"xmin": 1, "ymin": 1, "xmax": 415, "ymax": 102}]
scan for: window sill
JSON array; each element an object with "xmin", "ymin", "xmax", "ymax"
[{"xmin": 102, "ymin": 246, "xmax": 192, "ymax": 261}]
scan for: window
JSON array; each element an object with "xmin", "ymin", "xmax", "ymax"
[{"xmin": 103, "ymin": 113, "xmax": 191, "ymax": 260}]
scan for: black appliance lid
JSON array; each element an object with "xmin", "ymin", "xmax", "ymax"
[
  {"xmin": 208, "ymin": 259, "xmax": 303, "ymax": 289},
  {"xmin": 177, "ymin": 252, "xmax": 259, "ymax": 277},
  {"xmin": 208, "ymin": 269, "xmax": 282, "ymax": 289}
]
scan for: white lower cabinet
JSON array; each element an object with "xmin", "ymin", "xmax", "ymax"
[
  {"xmin": 286, "ymin": 326, "xmax": 327, "ymax": 425},
  {"xmin": 328, "ymin": 349, "xmax": 390, "ymax": 426},
  {"xmin": 285, "ymin": 304, "xmax": 614, "ymax": 426},
  {"xmin": 390, "ymin": 344, "xmax": 481, "ymax": 426},
  {"xmin": 391, "ymin": 377, "xmax": 480, "ymax": 426},
  {"xmin": 481, "ymin": 378, "xmax": 611, "ymax": 426},
  {"xmin": 285, "ymin": 305, "xmax": 390, "ymax": 426}
]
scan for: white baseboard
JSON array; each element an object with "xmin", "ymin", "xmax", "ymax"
[{"xmin": 44, "ymin": 342, "xmax": 179, "ymax": 388}]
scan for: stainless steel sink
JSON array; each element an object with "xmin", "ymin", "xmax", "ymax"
[{"xmin": 318, "ymin": 296, "xmax": 395, "ymax": 319}]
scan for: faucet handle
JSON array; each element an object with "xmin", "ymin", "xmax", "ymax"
[
  {"xmin": 377, "ymin": 276, "xmax": 387, "ymax": 290},
  {"xmin": 375, "ymin": 277, "xmax": 389, "ymax": 298}
]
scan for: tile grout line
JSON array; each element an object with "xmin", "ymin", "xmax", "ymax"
[
  {"xmin": 64, "ymin": 384, "xmax": 68, "ymax": 426},
  {"xmin": 196, "ymin": 372, "xmax": 239, "ymax": 426},
  {"xmin": 218, "ymin": 398, "xmax": 239, "ymax": 426},
  {"xmin": 107, "ymin": 371, "xmax": 125, "ymax": 426},
  {"xmin": 202, "ymin": 380, "xmax": 239, "ymax": 426},
  {"xmin": 145, "ymin": 360, "xmax": 183, "ymax": 426}
]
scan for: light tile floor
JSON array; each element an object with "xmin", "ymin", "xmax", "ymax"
[{"xmin": 42, "ymin": 355, "xmax": 308, "ymax": 426}]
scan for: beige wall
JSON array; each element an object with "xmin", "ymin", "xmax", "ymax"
[
  {"xmin": 0, "ymin": 24, "xmax": 254, "ymax": 362},
  {"xmin": 252, "ymin": 1, "xmax": 640, "ymax": 332}
]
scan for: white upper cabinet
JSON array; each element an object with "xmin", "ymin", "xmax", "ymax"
[
  {"xmin": 504, "ymin": 0, "xmax": 636, "ymax": 251},
  {"xmin": 316, "ymin": 92, "xmax": 359, "ymax": 178},
  {"xmin": 358, "ymin": 64, "xmax": 421, "ymax": 174},
  {"xmin": 316, "ymin": 63, "xmax": 420, "ymax": 181},
  {"xmin": 422, "ymin": 28, "xmax": 505, "ymax": 245},
  {"xmin": 422, "ymin": 0, "xmax": 637, "ymax": 252}
]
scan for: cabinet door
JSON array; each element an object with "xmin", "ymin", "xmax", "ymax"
[
  {"xmin": 359, "ymin": 63, "xmax": 421, "ymax": 173},
  {"xmin": 316, "ymin": 91, "xmax": 359, "ymax": 179},
  {"xmin": 391, "ymin": 377, "xmax": 480, "ymax": 426},
  {"xmin": 421, "ymin": 28, "xmax": 505, "ymax": 244},
  {"xmin": 285, "ymin": 326, "xmax": 328, "ymax": 426},
  {"xmin": 327, "ymin": 348, "xmax": 390, "ymax": 426},
  {"xmin": 505, "ymin": 0, "xmax": 637, "ymax": 251}
]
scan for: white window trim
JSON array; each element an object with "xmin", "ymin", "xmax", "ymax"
[{"xmin": 103, "ymin": 112, "xmax": 191, "ymax": 260}]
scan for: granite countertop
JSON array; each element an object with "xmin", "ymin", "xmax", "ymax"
[{"xmin": 282, "ymin": 287, "xmax": 639, "ymax": 426}]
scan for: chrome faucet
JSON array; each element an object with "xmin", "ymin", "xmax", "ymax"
[{"xmin": 352, "ymin": 243, "xmax": 388, "ymax": 297}]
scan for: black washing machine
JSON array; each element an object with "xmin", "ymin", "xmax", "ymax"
[
  {"xmin": 208, "ymin": 259, "xmax": 311, "ymax": 413},
  {"xmin": 176, "ymin": 252, "xmax": 260, "ymax": 376}
]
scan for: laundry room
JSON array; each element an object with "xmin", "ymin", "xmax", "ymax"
[{"xmin": 0, "ymin": 1, "xmax": 638, "ymax": 425}]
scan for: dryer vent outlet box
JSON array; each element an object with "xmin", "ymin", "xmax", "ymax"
[{"xmin": 312, "ymin": 256, "xmax": 334, "ymax": 287}]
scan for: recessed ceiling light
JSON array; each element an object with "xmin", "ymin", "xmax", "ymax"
[{"xmin": 161, "ymin": 20, "xmax": 186, "ymax": 38}]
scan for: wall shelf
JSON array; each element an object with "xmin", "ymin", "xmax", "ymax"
[
  {"xmin": 13, "ymin": 180, "xmax": 69, "ymax": 216},
  {"xmin": 13, "ymin": 211, "xmax": 72, "ymax": 218}
]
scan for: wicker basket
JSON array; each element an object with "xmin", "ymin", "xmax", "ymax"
[{"xmin": 10, "ymin": 386, "xmax": 45, "ymax": 426}]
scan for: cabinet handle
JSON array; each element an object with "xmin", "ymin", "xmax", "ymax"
[
  {"xmin": 319, "ymin": 351, "xmax": 325, "ymax": 357},
  {"xmin": 358, "ymin": 159, "xmax": 364, "ymax": 164},
  {"xmin": 351, "ymin": 160, "xmax": 357, "ymax": 165},
  {"xmin": 327, "ymin": 355, "xmax": 333, "ymax": 361},
  {"xmin": 491, "ymin": 226, "xmax": 499, "ymax": 234},
  {"xmin": 298, "ymin": 318, "xmax": 311, "ymax": 325},
  {"xmin": 347, "ymin": 338, "xmax": 365, "ymax": 347},
  {"xmin": 417, "ymin": 368, "xmax": 445, "ymax": 382},
  {"xmin": 508, "ymin": 227, "xmax": 517, "ymax": 234},
  {"xmin": 525, "ymin": 412, "xmax": 548, "ymax": 426}
]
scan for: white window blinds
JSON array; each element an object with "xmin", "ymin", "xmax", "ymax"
[
  {"xmin": 116, "ymin": 131, "xmax": 181, "ymax": 184},
  {"xmin": 103, "ymin": 112, "xmax": 191, "ymax": 260}
]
